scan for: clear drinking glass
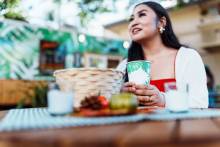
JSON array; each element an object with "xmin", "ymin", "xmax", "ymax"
[
  {"xmin": 164, "ymin": 82, "xmax": 189, "ymax": 112},
  {"xmin": 47, "ymin": 79, "xmax": 74, "ymax": 115}
]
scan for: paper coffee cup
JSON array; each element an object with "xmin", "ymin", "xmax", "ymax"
[{"xmin": 127, "ymin": 60, "xmax": 151, "ymax": 85}]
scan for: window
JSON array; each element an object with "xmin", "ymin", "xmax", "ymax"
[{"xmin": 39, "ymin": 40, "xmax": 65, "ymax": 75}]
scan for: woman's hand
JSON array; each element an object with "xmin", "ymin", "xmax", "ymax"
[
  {"xmin": 121, "ymin": 82, "xmax": 136, "ymax": 93},
  {"xmin": 134, "ymin": 84, "xmax": 165, "ymax": 107}
]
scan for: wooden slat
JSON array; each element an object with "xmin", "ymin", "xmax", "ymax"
[
  {"xmin": 0, "ymin": 124, "xmax": 137, "ymax": 147},
  {"xmin": 117, "ymin": 121, "xmax": 177, "ymax": 146},
  {"xmin": 1, "ymin": 111, "xmax": 220, "ymax": 146},
  {"xmin": 0, "ymin": 80, "xmax": 3, "ymax": 102},
  {"xmin": 178, "ymin": 119, "xmax": 220, "ymax": 143}
]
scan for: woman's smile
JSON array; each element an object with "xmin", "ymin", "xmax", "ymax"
[{"xmin": 131, "ymin": 28, "xmax": 142, "ymax": 35}]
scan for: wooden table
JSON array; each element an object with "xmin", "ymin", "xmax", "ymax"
[{"xmin": 1, "ymin": 110, "xmax": 220, "ymax": 147}]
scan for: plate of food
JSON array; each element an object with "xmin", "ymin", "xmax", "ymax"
[{"xmin": 71, "ymin": 93, "xmax": 157, "ymax": 117}]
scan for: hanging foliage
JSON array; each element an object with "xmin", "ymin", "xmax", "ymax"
[{"xmin": 0, "ymin": 0, "xmax": 25, "ymax": 21}]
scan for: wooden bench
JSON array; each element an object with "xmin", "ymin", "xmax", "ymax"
[{"xmin": 0, "ymin": 80, "xmax": 48, "ymax": 108}]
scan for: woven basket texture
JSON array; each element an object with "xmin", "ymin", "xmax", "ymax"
[{"xmin": 54, "ymin": 68, "xmax": 124, "ymax": 107}]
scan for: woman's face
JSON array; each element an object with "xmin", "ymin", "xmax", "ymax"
[{"xmin": 128, "ymin": 4, "xmax": 159, "ymax": 42}]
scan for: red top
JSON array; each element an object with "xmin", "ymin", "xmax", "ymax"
[{"xmin": 150, "ymin": 78, "xmax": 176, "ymax": 92}]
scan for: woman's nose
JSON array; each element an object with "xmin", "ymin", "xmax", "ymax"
[{"xmin": 130, "ymin": 18, "xmax": 139, "ymax": 28}]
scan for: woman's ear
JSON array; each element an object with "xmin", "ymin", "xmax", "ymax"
[
  {"xmin": 158, "ymin": 16, "xmax": 167, "ymax": 34},
  {"xmin": 158, "ymin": 16, "xmax": 167, "ymax": 28}
]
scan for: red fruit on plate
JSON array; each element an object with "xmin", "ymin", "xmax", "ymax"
[
  {"xmin": 101, "ymin": 99, "xmax": 109, "ymax": 108},
  {"xmin": 98, "ymin": 96, "xmax": 109, "ymax": 108},
  {"xmin": 98, "ymin": 96, "xmax": 106, "ymax": 101}
]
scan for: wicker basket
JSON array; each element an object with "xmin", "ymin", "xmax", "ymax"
[{"xmin": 54, "ymin": 68, "xmax": 124, "ymax": 108}]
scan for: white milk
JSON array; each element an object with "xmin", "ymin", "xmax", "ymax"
[
  {"xmin": 165, "ymin": 90, "xmax": 189, "ymax": 112},
  {"xmin": 47, "ymin": 90, "xmax": 73, "ymax": 115}
]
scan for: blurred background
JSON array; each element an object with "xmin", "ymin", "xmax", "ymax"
[{"xmin": 0, "ymin": 0, "xmax": 220, "ymax": 108}]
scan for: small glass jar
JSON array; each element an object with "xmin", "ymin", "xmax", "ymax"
[{"xmin": 47, "ymin": 82, "xmax": 74, "ymax": 115}]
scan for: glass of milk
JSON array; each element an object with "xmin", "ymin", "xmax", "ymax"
[
  {"xmin": 47, "ymin": 80, "xmax": 74, "ymax": 116},
  {"xmin": 164, "ymin": 82, "xmax": 189, "ymax": 112}
]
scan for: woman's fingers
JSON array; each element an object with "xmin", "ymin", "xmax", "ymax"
[
  {"xmin": 138, "ymin": 95, "xmax": 150, "ymax": 101},
  {"xmin": 132, "ymin": 84, "xmax": 164, "ymax": 107},
  {"xmin": 122, "ymin": 86, "xmax": 136, "ymax": 92},
  {"xmin": 139, "ymin": 101, "xmax": 156, "ymax": 106},
  {"xmin": 137, "ymin": 96, "xmax": 156, "ymax": 106},
  {"xmin": 124, "ymin": 83, "xmax": 155, "ymax": 91},
  {"xmin": 135, "ymin": 84, "xmax": 147, "ymax": 89},
  {"xmin": 135, "ymin": 89, "xmax": 156, "ymax": 96},
  {"xmin": 121, "ymin": 82, "xmax": 136, "ymax": 93},
  {"xmin": 134, "ymin": 84, "xmax": 158, "ymax": 96},
  {"xmin": 147, "ymin": 84, "xmax": 157, "ymax": 90},
  {"xmin": 137, "ymin": 95, "xmax": 153, "ymax": 103},
  {"xmin": 139, "ymin": 101, "xmax": 156, "ymax": 105},
  {"xmin": 124, "ymin": 82, "xmax": 136, "ymax": 87},
  {"xmin": 122, "ymin": 83, "xmax": 159, "ymax": 99},
  {"xmin": 135, "ymin": 84, "xmax": 156, "ymax": 90}
]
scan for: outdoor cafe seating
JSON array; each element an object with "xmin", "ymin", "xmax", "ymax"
[{"xmin": 1, "ymin": 68, "xmax": 220, "ymax": 147}]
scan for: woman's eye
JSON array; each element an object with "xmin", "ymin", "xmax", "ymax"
[
  {"xmin": 139, "ymin": 13, "xmax": 146, "ymax": 17},
  {"xmin": 128, "ymin": 17, "xmax": 134, "ymax": 22}
]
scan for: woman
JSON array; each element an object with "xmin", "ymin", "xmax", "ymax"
[{"xmin": 117, "ymin": 1, "xmax": 208, "ymax": 108}]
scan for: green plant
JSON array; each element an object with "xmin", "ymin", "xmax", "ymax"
[
  {"xmin": 0, "ymin": 0, "xmax": 25, "ymax": 21},
  {"xmin": 17, "ymin": 85, "xmax": 48, "ymax": 108},
  {"xmin": 4, "ymin": 11, "xmax": 25, "ymax": 21}
]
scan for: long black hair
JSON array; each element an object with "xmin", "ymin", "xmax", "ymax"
[
  {"xmin": 205, "ymin": 66, "xmax": 215, "ymax": 90},
  {"xmin": 125, "ymin": 1, "xmax": 182, "ymax": 81}
]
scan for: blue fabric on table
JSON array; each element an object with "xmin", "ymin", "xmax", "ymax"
[
  {"xmin": 146, "ymin": 109, "xmax": 220, "ymax": 120},
  {"xmin": 1, "ymin": 108, "xmax": 220, "ymax": 132},
  {"xmin": 0, "ymin": 108, "xmax": 145, "ymax": 132}
]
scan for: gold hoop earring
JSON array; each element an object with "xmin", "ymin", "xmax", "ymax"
[{"xmin": 159, "ymin": 27, "xmax": 165, "ymax": 34}]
